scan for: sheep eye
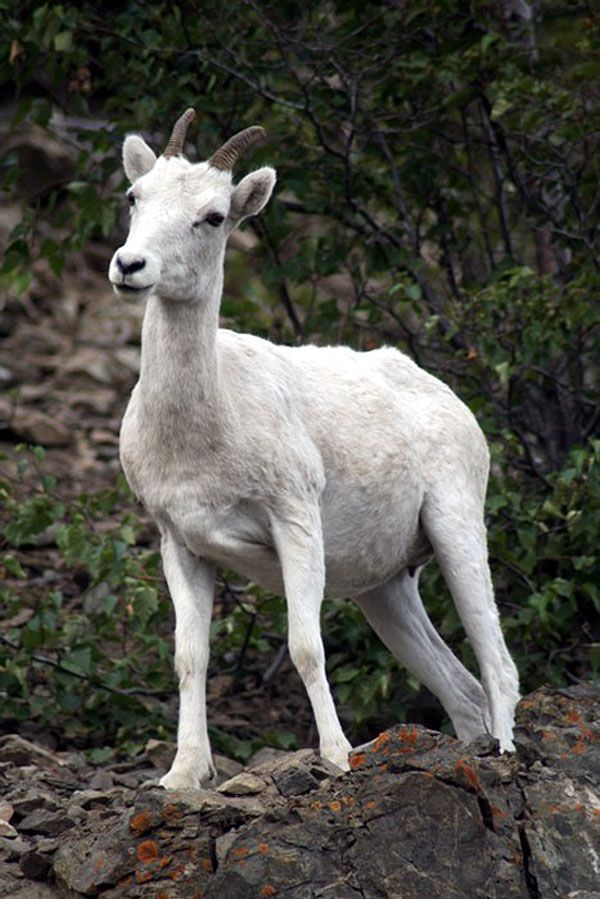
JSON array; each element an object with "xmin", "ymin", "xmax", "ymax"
[
  {"xmin": 205, "ymin": 212, "xmax": 224, "ymax": 227},
  {"xmin": 127, "ymin": 192, "xmax": 136, "ymax": 207}
]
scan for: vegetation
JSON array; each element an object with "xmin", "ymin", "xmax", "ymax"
[{"xmin": 0, "ymin": 1, "xmax": 598, "ymax": 753}]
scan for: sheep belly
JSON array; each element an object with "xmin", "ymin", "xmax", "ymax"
[{"xmin": 153, "ymin": 479, "xmax": 429, "ymax": 599}]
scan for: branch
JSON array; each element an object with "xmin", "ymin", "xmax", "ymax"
[{"xmin": 0, "ymin": 634, "xmax": 171, "ymax": 698}]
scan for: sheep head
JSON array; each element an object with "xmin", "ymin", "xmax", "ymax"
[{"xmin": 108, "ymin": 109, "xmax": 275, "ymax": 303}]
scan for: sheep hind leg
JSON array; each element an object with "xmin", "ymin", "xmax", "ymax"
[
  {"xmin": 420, "ymin": 493, "xmax": 520, "ymax": 752},
  {"xmin": 354, "ymin": 569, "xmax": 491, "ymax": 743}
]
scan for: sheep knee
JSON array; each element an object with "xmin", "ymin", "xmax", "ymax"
[
  {"xmin": 174, "ymin": 632, "xmax": 208, "ymax": 686},
  {"xmin": 288, "ymin": 635, "xmax": 325, "ymax": 686}
]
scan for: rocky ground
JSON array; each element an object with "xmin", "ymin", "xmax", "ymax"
[{"xmin": 0, "ymin": 683, "xmax": 598, "ymax": 898}]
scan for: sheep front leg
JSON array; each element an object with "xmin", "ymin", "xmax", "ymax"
[
  {"xmin": 159, "ymin": 534, "xmax": 216, "ymax": 790},
  {"xmin": 271, "ymin": 512, "xmax": 352, "ymax": 771}
]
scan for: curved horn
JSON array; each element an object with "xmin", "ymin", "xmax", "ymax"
[
  {"xmin": 163, "ymin": 108, "xmax": 196, "ymax": 158},
  {"xmin": 209, "ymin": 126, "xmax": 267, "ymax": 171}
]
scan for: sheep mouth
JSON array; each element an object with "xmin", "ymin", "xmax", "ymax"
[{"xmin": 114, "ymin": 283, "xmax": 154, "ymax": 295}]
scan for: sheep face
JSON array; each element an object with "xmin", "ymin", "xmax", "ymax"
[{"xmin": 108, "ymin": 135, "xmax": 276, "ymax": 304}]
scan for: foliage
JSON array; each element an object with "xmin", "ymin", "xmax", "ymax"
[
  {"xmin": 0, "ymin": 446, "xmax": 169, "ymax": 751},
  {"xmin": 0, "ymin": 2, "xmax": 599, "ymax": 749}
]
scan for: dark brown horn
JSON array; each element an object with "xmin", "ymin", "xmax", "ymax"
[
  {"xmin": 209, "ymin": 126, "xmax": 267, "ymax": 171},
  {"xmin": 163, "ymin": 108, "xmax": 196, "ymax": 158}
]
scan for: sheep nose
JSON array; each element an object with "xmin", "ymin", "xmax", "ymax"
[{"xmin": 116, "ymin": 253, "xmax": 146, "ymax": 276}]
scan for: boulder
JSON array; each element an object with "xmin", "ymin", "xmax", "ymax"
[{"xmin": 0, "ymin": 684, "xmax": 597, "ymax": 897}]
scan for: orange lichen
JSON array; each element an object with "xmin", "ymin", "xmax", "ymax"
[
  {"xmin": 455, "ymin": 760, "xmax": 482, "ymax": 792},
  {"xmin": 310, "ymin": 800, "xmax": 323, "ymax": 809},
  {"xmin": 365, "ymin": 800, "xmax": 377, "ymax": 810},
  {"xmin": 258, "ymin": 843, "xmax": 270, "ymax": 855},
  {"xmin": 168, "ymin": 864, "xmax": 185, "ymax": 882},
  {"xmin": 398, "ymin": 727, "xmax": 419, "ymax": 746},
  {"xmin": 135, "ymin": 870, "xmax": 154, "ymax": 884},
  {"xmin": 202, "ymin": 858, "xmax": 214, "ymax": 872},
  {"xmin": 164, "ymin": 803, "xmax": 182, "ymax": 823},
  {"xmin": 159, "ymin": 856, "xmax": 173, "ymax": 869},
  {"xmin": 137, "ymin": 840, "xmax": 159, "ymax": 864},
  {"xmin": 261, "ymin": 885, "xmax": 277, "ymax": 896},
  {"xmin": 373, "ymin": 732, "xmax": 391, "ymax": 751},
  {"xmin": 329, "ymin": 800, "xmax": 342, "ymax": 813},
  {"xmin": 130, "ymin": 810, "xmax": 154, "ymax": 836},
  {"xmin": 349, "ymin": 753, "xmax": 366, "ymax": 769}
]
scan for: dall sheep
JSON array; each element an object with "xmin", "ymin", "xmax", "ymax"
[{"xmin": 108, "ymin": 109, "xmax": 520, "ymax": 790}]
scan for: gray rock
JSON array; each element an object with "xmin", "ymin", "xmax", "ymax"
[
  {"xmin": 18, "ymin": 809, "xmax": 75, "ymax": 837},
  {"xmin": 0, "ymin": 820, "xmax": 18, "ymax": 838},
  {"xmin": 6, "ymin": 683, "xmax": 600, "ymax": 898},
  {"xmin": 143, "ymin": 738, "xmax": 176, "ymax": 770},
  {"xmin": 20, "ymin": 849, "xmax": 52, "ymax": 881},
  {"xmin": 88, "ymin": 769, "xmax": 115, "ymax": 792},
  {"xmin": 0, "ymin": 835, "xmax": 31, "ymax": 859},
  {"xmin": 53, "ymin": 822, "xmax": 135, "ymax": 895},
  {"xmin": 214, "ymin": 752, "xmax": 244, "ymax": 780},
  {"xmin": 217, "ymin": 771, "xmax": 266, "ymax": 796},
  {"xmin": 0, "ymin": 799, "xmax": 14, "ymax": 822}
]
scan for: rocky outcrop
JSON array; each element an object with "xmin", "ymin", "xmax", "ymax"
[{"xmin": 1, "ymin": 684, "xmax": 598, "ymax": 897}]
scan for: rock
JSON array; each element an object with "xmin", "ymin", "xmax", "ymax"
[
  {"xmin": 214, "ymin": 752, "xmax": 244, "ymax": 780},
  {"xmin": 143, "ymin": 739, "xmax": 176, "ymax": 771},
  {"xmin": 9, "ymin": 408, "xmax": 71, "ymax": 447},
  {"xmin": 0, "ymin": 735, "xmax": 65, "ymax": 768},
  {"xmin": 5, "ymin": 684, "xmax": 600, "ymax": 898},
  {"xmin": 0, "ymin": 799, "xmax": 14, "ymax": 823},
  {"xmin": 88, "ymin": 769, "xmax": 115, "ymax": 792},
  {"xmin": 20, "ymin": 849, "xmax": 52, "ymax": 881},
  {"xmin": 10, "ymin": 793, "xmax": 61, "ymax": 818},
  {"xmin": 70, "ymin": 789, "xmax": 120, "ymax": 810},
  {"xmin": 247, "ymin": 746, "xmax": 288, "ymax": 768},
  {"xmin": 0, "ymin": 835, "xmax": 30, "ymax": 858},
  {"xmin": 272, "ymin": 763, "xmax": 320, "ymax": 797},
  {"xmin": 0, "ymin": 365, "xmax": 14, "ymax": 385},
  {"xmin": 54, "ymin": 822, "xmax": 135, "ymax": 895},
  {"xmin": 0, "ymin": 820, "xmax": 18, "ymax": 838},
  {"xmin": 12, "ymin": 887, "xmax": 60, "ymax": 899},
  {"xmin": 217, "ymin": 772, "xmax": 266, "ymax": 796},
  {"xmin": 2, "ymin": 120, "xmax": 76, "ymax": 202},
  {"xmin": 18, "ymin": 809, "xmax": 75, "ymax": 837},
  {"xmin": 256, "ymin": 748, "xmax": 343, "ymax": 797}
]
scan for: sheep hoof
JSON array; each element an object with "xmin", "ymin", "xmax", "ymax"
[
  {"xmin": 321, "ymin": 740, "xmax": 352, "ymax": 772},
  {"xmin": 159, "ymin": 766, "xmax": 214, "ymax": 791}
]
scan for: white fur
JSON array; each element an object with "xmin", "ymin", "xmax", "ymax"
[{"xmin": 108, "ymin": 132, "xmax": 520, "ymax": 789}]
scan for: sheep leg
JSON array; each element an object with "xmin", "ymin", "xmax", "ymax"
[
  {"xmin": 271, "ymin": 512, "xmax": 352, "ymax": 771},
  {"xmin": 421, "ymin": 495, "xmax": 520, "ymax": 751},
  {"xmin": 354, "ymin": 570, "xmax": 491, "ymax": 742},
  {"xmin": 159, "ymin": 534, "xmax": 217, "ymax": 790}
]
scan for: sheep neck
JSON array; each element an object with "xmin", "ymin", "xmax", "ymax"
[{"xmin": 138, "ymin": 275, "xmax": 223, "ymax": 432}]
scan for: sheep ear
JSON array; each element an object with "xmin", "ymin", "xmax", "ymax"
[
  {"xmin": 123, "ymin": 135, "xmax": 157, "ymax": 182},
  {"xmin": 229, "ymin": 167, "xmax": 276, "ymax": 225}
]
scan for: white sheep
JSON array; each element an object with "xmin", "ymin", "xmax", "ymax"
[{"xmin": 108, "ymin": 109, "xmax": 520, "ymax": 790}]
